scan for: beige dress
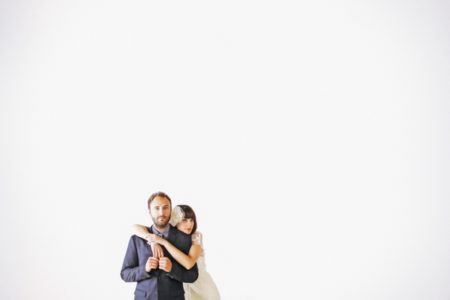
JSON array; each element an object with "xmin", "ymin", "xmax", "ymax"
[{"xmin": 184, "ymin": 232, "xmax": 221, "ymax": 300}]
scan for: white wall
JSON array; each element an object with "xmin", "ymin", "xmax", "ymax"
[{"xmin": 1, "ymin": 1, "xmax": 450, "ymax": 299}]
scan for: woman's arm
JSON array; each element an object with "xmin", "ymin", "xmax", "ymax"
[
  {"xmin": 159, "ymin": 239, "xmax": 202, "ymax": 270},
  {"xmin": 132, "ymin": 224, "xmax": 202, "ymax": 270},
  {"xmin": 132, "ymin": 224, "xmax": 164, "ymax": 258},
  {"xmin": 132, "ymin": 224, "xmax": 152, "ymax": 240}
]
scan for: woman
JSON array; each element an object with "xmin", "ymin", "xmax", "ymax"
[{"xmin": 133, "ymin": 205, "xmax": 221, "ymax": 300}]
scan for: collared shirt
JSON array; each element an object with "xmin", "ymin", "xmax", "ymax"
[{"xmin": 151, "ymin": 224, "xmax": 170, "ymax": 239}]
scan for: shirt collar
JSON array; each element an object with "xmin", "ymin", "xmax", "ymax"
[{"xmin": 151, "ymin": 224, "xmax": 170, "ymax": 238}]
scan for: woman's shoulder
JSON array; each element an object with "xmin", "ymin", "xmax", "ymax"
[
  {"xmin": 191, "ymin": 231, "xmax": 203, "ymax": 245},
  {"xmin": 170, "ymin": 225, "xmax": 191, "ymax": 240}
]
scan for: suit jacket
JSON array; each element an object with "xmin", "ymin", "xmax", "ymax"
[{"xmin": 121, "ymin": 225, "xmax": 199, "ymax": 300}]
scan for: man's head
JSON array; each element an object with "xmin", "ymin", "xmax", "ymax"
[{"xmin": 148, "ymin": 191, "xmax": 172, "ymax": 229}]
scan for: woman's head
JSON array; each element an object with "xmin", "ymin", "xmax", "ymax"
[{"xmin": 170, "ymin": 205, "xmax": 197, "ymax": 235}]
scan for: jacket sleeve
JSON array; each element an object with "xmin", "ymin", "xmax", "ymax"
[
  {"xmin": 120, "ymin": 236, "xmax": 153, "ymax": 282},
  {"xmin": 167, "ymin": 260, "xmax": 199, "ymax": 283}
]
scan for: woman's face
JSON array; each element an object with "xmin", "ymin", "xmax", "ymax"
[{"xmin": 176, "ymin": 218, "xmax": 195, "ymax": 235}]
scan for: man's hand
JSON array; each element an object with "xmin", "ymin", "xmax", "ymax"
[
  {"xmin": 158, "ymin": 257, "xmax": 172, "ymax": 272},
  {"xmin": 145, "ymin": 257, "xmax": 159, "ymax": 272}
]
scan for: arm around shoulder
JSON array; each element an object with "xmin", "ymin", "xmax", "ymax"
[{"xmin": 165, "ymin": 231, "xmax": 200, "ymax": 282}]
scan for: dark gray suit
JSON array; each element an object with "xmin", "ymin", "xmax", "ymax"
[{"xmin": 121, "ymin": 225, "xmax": 199, "ymax": 300}]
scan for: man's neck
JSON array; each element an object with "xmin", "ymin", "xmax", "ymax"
[{"xmin": 153, "ymin": 224, "xmax": 169, "ymax": 233}]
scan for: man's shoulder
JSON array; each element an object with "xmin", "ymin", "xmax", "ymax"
[{"xmin": 129, "ymin": 234, "xmax": 147, "ymax": 244}]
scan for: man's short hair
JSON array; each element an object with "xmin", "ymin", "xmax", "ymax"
[{"xmin": 147, "ymin": 191, "xmax": 172, "ymax": 209}]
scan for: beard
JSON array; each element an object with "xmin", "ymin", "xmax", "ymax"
[{"xmin": 152, "ymin": 215, "xmax": 169, "ymax": 228}]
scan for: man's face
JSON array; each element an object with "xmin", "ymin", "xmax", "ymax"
[{"xmin": 149, "ymin": 196, "xmax": 171, "ymax": 228}]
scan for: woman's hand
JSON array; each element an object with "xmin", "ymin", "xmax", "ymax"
[
  {"xmin": 145, "ymin": 233, "xmax": 166, "ymax": 246},
  {"xmin": 149, "ymin": 242, "xmax": 164, "ymax": 258},
  {"xmin": 144, "ymin": 233, "xmax": 166, "ymax": 258}
]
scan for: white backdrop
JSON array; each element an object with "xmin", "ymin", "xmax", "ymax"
[{"xmin": 1, "ymin": 0, "xmax": 450, "ymax": 299}]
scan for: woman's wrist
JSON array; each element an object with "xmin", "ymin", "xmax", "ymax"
[{"xmin": 144, "ymin": 234, "xmax": 153, "ymax": 242}]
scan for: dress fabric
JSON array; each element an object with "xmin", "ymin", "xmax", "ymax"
[{"xmin": 183, "ymin": 232, "xmax": 220, "ymax": 300}]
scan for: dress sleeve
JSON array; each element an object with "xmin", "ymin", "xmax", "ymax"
[{"xmin": 191, "ymin": 231, "xmax": 203, "ymax": 246}]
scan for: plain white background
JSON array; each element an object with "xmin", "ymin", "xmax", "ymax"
[{"xmin": 1, "ymin": 0, "xmax": 450, "ymax": 299}]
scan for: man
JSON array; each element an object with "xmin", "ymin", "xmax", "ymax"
[{"xmin": 121, "ymin": 192, "xmax": 199, "ymax": 300}]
